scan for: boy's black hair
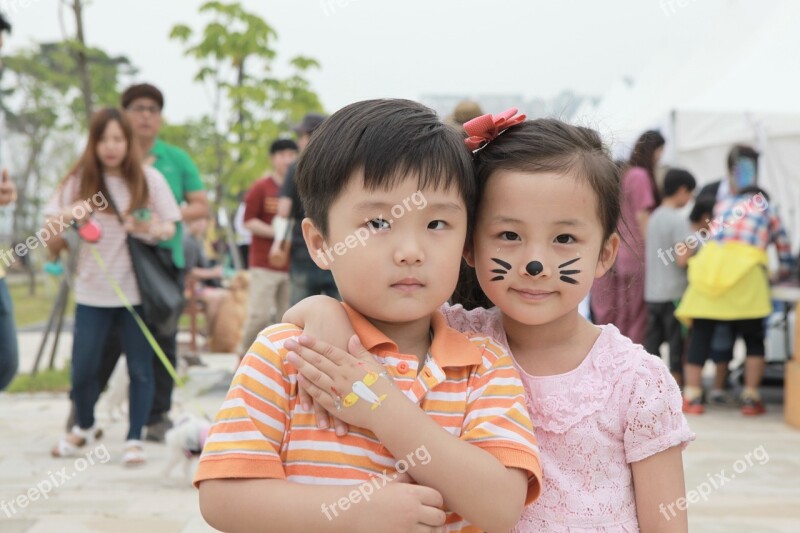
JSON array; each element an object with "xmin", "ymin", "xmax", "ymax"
[
  {"xmin": 663, "ymin": 168, "xmax": 696, "ymax": 197},
  {"xmin": 269, "ymin": 138, "xmax": 299, "ymax": 155},
  {"xmin": 738, "ymin": 185, "xmax": 770, "ymax": 202},
  {"xmin": 689, "ymin": 194, "xmax": 716, "ymax": 224},
  {"xmin": 295, "ymin": 99, "xmax": 475, "ymax": 238}
]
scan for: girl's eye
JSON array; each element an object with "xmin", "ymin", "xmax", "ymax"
[
  {"xmin": 555, "ymin": 234, "xmax": 575, "ymax": 244},
  {"xmin": 428, "ymin": 220, "xmax": 446, "ymax": 230},
  {"xmin": 368, "ymin": 218, "xmax": 391, "ymax": 230},
  {"xmin": 499, "ymin": 231, "xmax": 521, "ymax": 241}
]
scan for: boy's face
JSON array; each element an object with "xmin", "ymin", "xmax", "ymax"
[
  {"xmin": 675, "ymin": 186, "xmax": 693, "ymax": 208},
  {"xmin": 302, "ymin": 172, "xmax": 467, "ymax": 325}
]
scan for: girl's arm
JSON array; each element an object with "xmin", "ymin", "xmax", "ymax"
[{"xmin": 631, "ymin": 446, "xmax": 688, "ymax": 532}]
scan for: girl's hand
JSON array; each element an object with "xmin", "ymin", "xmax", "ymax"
[{"xmin": 286, "ymin": 335, "xmax": 399, "ymax": 432}]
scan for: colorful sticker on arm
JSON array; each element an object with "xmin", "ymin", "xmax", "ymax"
[{"xmin": 343, "ymin": 372, "xmax": 387, "ymax": 410}]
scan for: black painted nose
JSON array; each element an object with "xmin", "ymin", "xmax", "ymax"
[{"xmin": 526, "ymin": 261, "xmax": 543, "ymax": 276}]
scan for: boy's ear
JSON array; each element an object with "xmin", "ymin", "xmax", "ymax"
[
  {"xmin": 463, "ymin": 242, "xmax": 476, "ymax": 268},
  {"xmin": 301, "ymin": 218, "xmax": 331, "ymax": 271},
  {"xmin": 595, "ymin": 232, "xmax": 620, "ymax": 279}
]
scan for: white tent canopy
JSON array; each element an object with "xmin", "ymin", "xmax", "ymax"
[{"xmin": 579, "ymin": 0, "xmax": 800, "ymax": 251}]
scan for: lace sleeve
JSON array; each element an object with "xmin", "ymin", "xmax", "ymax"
[
  {"xmin": 623, "ymin": 355, "xmax": 695, "ymax": 464},
  {"xmin": 439, "ymin": 303, "xmax": 501, "ymax": 338}
]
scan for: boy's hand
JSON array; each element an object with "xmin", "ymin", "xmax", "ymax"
[
  {"xmin": 354, "ymin": 480, "xmax": 445, "ymax": 533},
  {"xmin": 286, "ymin": 335, "xmax": 400, "ymax": 431}
]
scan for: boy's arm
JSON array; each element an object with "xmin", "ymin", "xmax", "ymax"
[
  {"xmin": 288, "ymin": 336, "xmax": 539, "ymax": 532},
  {"xmin": 199, "ymin": 477, "xmax": 445, "ymax": 533},
  {"xmin": 631, "ymin": 446, "xmax": 688, "ymax": 532}
]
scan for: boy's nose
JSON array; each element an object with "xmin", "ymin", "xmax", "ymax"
[{"xmin": 393, "ymin": 237, "xmax": 424, "ymax": 265}]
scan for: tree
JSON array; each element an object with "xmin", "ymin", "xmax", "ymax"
[{"xmin": 169, "ymin": 0, "xmax": 323, "ymax": 202}]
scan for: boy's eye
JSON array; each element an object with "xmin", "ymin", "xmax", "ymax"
[
  {"xmin": 499, "ymin": 231, "xmax": 521, "ymax": 241},
  {"xmin": 428, "ymin": 220, "xmax": 446, "ymax": 230},
  {"xmin": 555, "ymin": 234, "xmax": 575, "ymax": 244},
  {"xmin": 368, "ymin": 218, "xmax": 391, "ymax": 230}
]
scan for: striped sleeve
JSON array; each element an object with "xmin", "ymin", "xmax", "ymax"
[
  {"xmin": 461, "ymin": 337, "xmax": 542, "ymax": 504},
  {"xmin": 194, "ymin": 324, "xmax": 301, "ymax": 487}
]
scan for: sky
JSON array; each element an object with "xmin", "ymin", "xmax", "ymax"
[{"xmin": 1, "ymin": 0, "xmax": 755, "ymax": 124}]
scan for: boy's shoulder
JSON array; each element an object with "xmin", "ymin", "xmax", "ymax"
[
  {"xmin": 431, "ymin": 310, "xmax": 515, "ymax": 374},
  {"xmin": 243, "ymin": 323, "xmax": 304, "ymax": 364}
]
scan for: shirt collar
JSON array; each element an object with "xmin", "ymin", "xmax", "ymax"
[
  {"xmin": 150, "ymin": 138, "xmax": 167, "ymax": 158},
  {"xmin": 342, "ymin": 303, "xmax": 483, "ymax": 368}
]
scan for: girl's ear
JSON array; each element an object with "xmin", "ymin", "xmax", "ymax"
[
  {"xmin": 301, "ymin": 218, "xmax": 331, "ymax": 271},
  {"xmin": 595, "ymin": 233, "xmax": 620, "ymax": 278}
]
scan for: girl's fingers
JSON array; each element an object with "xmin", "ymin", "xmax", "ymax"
[
  {"xmin": 296, "ymin": 374, "xmax": 336, "ymax": 415},
  {"xmin": 288, "ymin": 351, "xmax": 335, "ymax": 394},
  {"xmin": 295, "ymin": 335, "xmax": 350, "ymax": 366},
  {"xmin": 285, "ymin": 339, "xmax": 342, "ymax": 376}
]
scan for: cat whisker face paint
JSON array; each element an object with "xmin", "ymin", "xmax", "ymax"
[
  {"xmin": 558, "ymin": 257, "xmax": 581, "ymax": 285},
  {"xmin": 490, "ymin": 257, "xmax": 511, "ymax": 281}
]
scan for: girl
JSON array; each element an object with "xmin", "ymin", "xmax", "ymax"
[
  {"xmin": 46, "ymin": 107, "xmax": 181, "ymax": 466},
  {"xmin": 285, "ymin": 113, "xmax": 693, "ymax": 531},
  {"xmin": 591, "ymin": 130, "xmax": 665, "ymax": 344}
]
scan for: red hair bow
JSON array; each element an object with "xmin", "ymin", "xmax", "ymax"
[{"xmin": 464, "ymin": 108, "xmax": 526, "ymax": 151}]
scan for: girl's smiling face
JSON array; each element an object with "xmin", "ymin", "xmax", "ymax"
[{"xmin": 467, "ymin": 169, "xmax": 619, "ymax": 326}]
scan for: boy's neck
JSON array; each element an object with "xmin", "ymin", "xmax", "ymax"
[
  {"xmin": 366, "ymin": 314, "xmax": 433, "ymax": 365},
  {"xmin": 502, "ymin": 309, "xmax": 600, "ymax": 376}
]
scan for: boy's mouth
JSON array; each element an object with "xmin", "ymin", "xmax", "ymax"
[{"xmin": 391, "ymin": 277, "xmax": 425, "ymax": 292}]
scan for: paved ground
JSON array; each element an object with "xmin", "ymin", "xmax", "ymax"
[{"xmin": 2, "ymin": 331, "xmax": 800, "ymax": 532}]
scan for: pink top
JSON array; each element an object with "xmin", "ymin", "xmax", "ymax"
[
  {"xmin": 441, "ymin": 304, "xmax": 694, "ymax": 532},
  {"xmin": 44, "ymin": 167, "xmax": 181, "ymax": 307},
  {"xmin": 615, "ymin": 166, "xmax": 655, "ymax": 276}
]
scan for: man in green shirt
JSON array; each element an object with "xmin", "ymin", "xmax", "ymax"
[{"xmin": 75, "ymin": 84, "xmax": 209, "ymax": 441}]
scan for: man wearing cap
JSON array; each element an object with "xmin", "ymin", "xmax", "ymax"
[
  {"xmin": 271, "ymin": 113, "xmax": 340, "ymax": 305},
  {"xmin": 238, "ymin": 138, "xmax": 298, "ymax": 351}
]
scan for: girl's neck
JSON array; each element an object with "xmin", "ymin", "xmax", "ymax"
[
  {"xmin": 103, "ymin": 165, "xmax": 122, "ymax": 176},
  {"xmin": 502, "ymin": 309, "xmax": 601, "ymax": 377}
]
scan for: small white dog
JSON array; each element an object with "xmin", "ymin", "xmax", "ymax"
[
  {"xmin": 97, "ymin": 358, "xmax": 129, "ymax": 422},
  {"xmin": 163, "ymin": 414, "xmax": 211, "ymax": 482}
]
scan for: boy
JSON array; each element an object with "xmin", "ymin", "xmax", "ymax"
[
  {"xmin": 195, "ymin": 100, "xmax": 542, "ymax": 532},
  {"xmin": 645, "ymin": 168, "xmax": 696, "ymax": 384}
]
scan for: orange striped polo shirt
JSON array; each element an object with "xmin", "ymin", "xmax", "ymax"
[{"xmin": 195, "ymin": 305, "xmax": 542, "ymax": 531}]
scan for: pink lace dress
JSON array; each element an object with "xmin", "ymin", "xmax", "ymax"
[{"xmin": 441, "ymin": 304, "xmax": 695, "ymax": 532}]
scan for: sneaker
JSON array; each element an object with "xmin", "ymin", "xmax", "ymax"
[
  {"xmin": 144, "ymin": 418, "xmax": 173, "ymax": 443},
  {"xmin": 708, "ymin": 390, "xmax": 735, "ymax": 406},
  {"xmin": 740, "ymin": 396, "xmax": 766, "ymax": 416},
  {"xmin": 682, "ymin": 396, "xmax": 705, "ymax": 415}
]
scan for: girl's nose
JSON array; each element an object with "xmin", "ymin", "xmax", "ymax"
[{"xmin": 526, "ymin": 261, "xmax": 544, "ymax": 276}]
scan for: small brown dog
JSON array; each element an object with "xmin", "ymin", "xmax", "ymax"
[{"xmin": 208, "ymin": 271, "xmax": 249, "ymax": 353}]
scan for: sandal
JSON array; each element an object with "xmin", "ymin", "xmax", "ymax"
[
  {"xmin": 51, "ymin": 425, "xmax": 102, "ymax": 458},
  {"xmin": 123, "ymin": 440, "xmax": 146, "ymax": 467}
]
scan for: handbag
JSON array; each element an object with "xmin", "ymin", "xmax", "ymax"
[{"xmin": 104, "ymin": 181, "xmax": 184, "ymax": 337}]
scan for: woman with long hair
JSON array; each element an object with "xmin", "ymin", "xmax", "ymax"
[
  {"xmin": 591, "ymin": 130, "xmax": 665, "ymax": 344},
  {"xmin": 46, "ymin": 107, "xmax": 181, "ymax": 466}
]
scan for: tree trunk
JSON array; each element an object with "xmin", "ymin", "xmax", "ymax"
[{"xmin": 71, "ymin": 0, "xmax": 93, "ymax": 123}]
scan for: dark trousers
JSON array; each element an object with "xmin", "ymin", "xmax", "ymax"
[
  {"xmin": 96, "ymin": 322, "xmax": 177, "ymax": 426},
  {"xmin": 72, "ymin": 305, "xmax": 154, "ymax": 440},
  {"xmin": 288, "ymin": 249, "xmax": 340, "ymax": 306},
  {"xmin": 0, "ymin": 278, "xmax": 18, "ymax": 391},
  {"xmin": 644, "ymin": 301, "xmax": 684, "ymax": 374}
]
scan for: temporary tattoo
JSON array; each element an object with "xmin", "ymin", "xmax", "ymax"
[
  {"xmin": 525, "ymin": 260, "xmax": 543, "ymax": 276},
  {"xmin": 558, "ymin": 257, "xmax": 581, "ymax": 285},
  {"xmin": 343, "ymin": 372, "xmax": 387, "ymax": 410},
  {"xmin": 490, "ymin": 257, "xmax": 511, "ymax": 281}
]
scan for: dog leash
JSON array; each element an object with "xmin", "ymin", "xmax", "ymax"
[{"xmin": 88, "ymin": 244, "xmax": 212, "ymax": 421}]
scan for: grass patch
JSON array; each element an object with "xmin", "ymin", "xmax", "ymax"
[
  {"xmin": 8, "ymin": 277, "xmax": 74, "ymax": 328},
  {"xmin": 7, "ymin": 364, "xmax": 71, "ymax": 393}
]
